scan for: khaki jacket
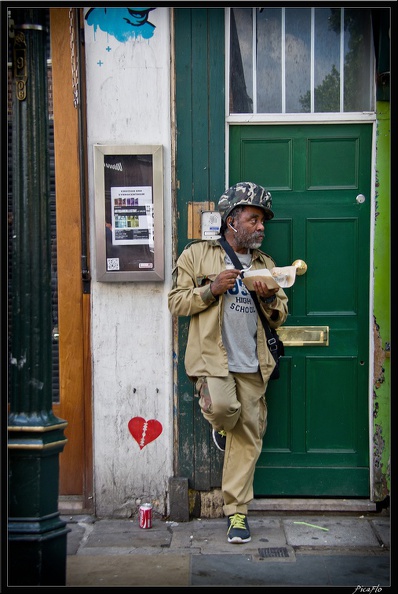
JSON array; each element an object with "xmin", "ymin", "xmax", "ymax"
[{"xmin": 168, "ymin": 240, "xmax": 288, "ymax": 382}]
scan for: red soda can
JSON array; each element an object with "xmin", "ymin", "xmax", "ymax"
[{"xmin": 139, "ymin": 503, "xmax": 153, "ymax": 529}]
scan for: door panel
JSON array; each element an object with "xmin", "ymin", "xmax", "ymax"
[{"xmin": 229, "ymin": 123, "xmax": 371, "ymax": 496}]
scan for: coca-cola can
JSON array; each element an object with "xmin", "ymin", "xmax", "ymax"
[{"xmin": 139, "ymin": 503, "xmax": 153, "ymax": 529}]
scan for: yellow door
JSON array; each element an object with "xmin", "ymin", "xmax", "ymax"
[{"xmin": 50, "ymin": 8, "xmax": 92, "ymax": 509}]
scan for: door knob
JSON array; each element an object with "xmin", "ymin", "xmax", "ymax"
[{"xmin": 292, "ymin": 259, "xmax": 307, "ymax": 276}]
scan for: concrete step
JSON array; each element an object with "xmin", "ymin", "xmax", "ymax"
[{"xmin": 249, "ymin": 498, "xmax": 377, "ymax": 513}]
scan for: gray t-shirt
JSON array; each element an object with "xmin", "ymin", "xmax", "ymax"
[{"xmin": 222, "ymin": 252, "xmax": 258, "ymax": 373}]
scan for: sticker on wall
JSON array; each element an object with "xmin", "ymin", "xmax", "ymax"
[
  {"xmin": 85, "ymin": 7, "xmax": 157, "ymax": 42},
  {"xmin": 128, "ymin": 417, "xmax": 162, "ymax": 450}
]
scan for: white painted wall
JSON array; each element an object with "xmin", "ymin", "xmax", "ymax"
[{"xmin": 84, "ymin": 8, "xmax": 173, "ymax": 517}]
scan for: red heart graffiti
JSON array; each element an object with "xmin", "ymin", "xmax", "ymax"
[{"xmin": 128, "ymin": 417, "xmax": 163, "ymax": 450}]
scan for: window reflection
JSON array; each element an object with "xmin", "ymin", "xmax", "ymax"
[
  {"xmin": 257, "ymin": 8, "xmax": 282, "ymax": 113},
  {"xmin": 285, "ymin": 8, "xmax": 311, "ymax": 113},
  {"xmin": 230, "ymin": 7, "xmax": 253, "ymax": 113},
  {"xmin": 344, "ymin": 8, "xmax": 373, "ymax": 111},
  {"xmin": 314, "ymin": 8, "xmax": 341, "ymax": 112},
  {"xmin": 229, "ymin": 7, "xmax": 374, "ymax": 115}
]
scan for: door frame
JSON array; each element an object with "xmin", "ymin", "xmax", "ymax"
[
  {"xmin": 224, "ymin": 11, "xmax": 377, "ymax": 499},
  {"xmin": 50, "ymin": 8, "xmax": 93, "ymax": 511}
]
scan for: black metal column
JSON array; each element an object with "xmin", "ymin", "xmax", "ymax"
[{"xmin": 8, "ymin": 8, "xmax": 69, "ymax": 586}]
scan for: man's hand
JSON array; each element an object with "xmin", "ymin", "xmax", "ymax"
[
  {"xmin": 210, "ymin": 269, "xmax": 241, "ymax": 296},
  {"xmin": 252, "ymin": 280, "xmax": 278, "ymax": 301}
]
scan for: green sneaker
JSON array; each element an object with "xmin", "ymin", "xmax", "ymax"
[
  {"xmin": 212, "ymin": 429, "xmax": 226, "ymax": 451},
  {"xmin": 227, "ymin": 513, "xmax": 251, "ymax": 543}
]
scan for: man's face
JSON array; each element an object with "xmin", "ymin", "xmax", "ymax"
[{"xmin": 229, "ymin": 206, "xmax": 265, "ymax": 250}]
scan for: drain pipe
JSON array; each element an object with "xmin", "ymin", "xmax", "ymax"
[{"xmin": 75, "ymin": 8, "xmax": 91, "ymax": 294}]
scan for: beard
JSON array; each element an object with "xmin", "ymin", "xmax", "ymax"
[{"xmin": 235, "ymin": 227, "xmax": 264, "ymax": 250}]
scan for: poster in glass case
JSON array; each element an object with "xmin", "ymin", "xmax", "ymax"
[{"xmin": 94, "ymin": 145, "xmax": 164, "ymax": 281}]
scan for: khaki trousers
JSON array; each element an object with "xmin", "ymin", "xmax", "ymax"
[{"xmin": 197, "ymin": 371, "xmax": 268, "ymax": 517}]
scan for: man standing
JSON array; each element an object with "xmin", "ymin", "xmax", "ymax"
[{"xmin": 168, "ymin": 182, "xmax": 288, "ymax": 544}]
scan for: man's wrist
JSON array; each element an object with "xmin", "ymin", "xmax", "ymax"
[
  {"xmin": 261, "ymin": 294, "xmax": 277, "ymax": 304},
  {"xmin": 202, "ymin": 282, "xmax": 218, "ymax": 303},
  {"xmin": 209, "ymin": 282, "xmax": 219, "ymax": 298}
]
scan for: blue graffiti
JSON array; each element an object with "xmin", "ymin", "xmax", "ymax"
[{"xmin": 85, "ymin": 7, "xmax": 156, "ymax": 41}]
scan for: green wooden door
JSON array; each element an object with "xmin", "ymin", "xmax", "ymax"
[
  {"xmin": 230, "ymin": 124, "xmax": 372, "ymax": 496},
  {"xmin": 174, "ymin": 8, "xmax": 226, "ymax": 491}
]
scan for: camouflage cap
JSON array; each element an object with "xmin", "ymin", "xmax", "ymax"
[{"xmin": 218, "ymin": 182, "xmax": 274, "ymax": 222}]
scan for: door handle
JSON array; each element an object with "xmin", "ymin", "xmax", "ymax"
[{"xmin": 292, "ymin": 259, "xmax": 307, "ymax": 276}]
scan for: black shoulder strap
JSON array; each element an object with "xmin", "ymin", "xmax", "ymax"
[
  {"xmin": 218, "ymin": 236, "xmax": 242, "ymax": 269},
  {"xmin": 218, "ymin": 237, "xmax": 275, "ymax": 347}
]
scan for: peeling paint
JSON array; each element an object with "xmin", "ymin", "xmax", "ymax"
[
  {"xmin": 372, "ymin": 101, "xmax": 391, "ymax": 501},
  {"xmin": 373, "ymin": 424, "xmax": 389, "ymax": 500},
  {"xmin": 9, "ymin": 353, "xmax": 27, "ymax": 368},
  {"xmin": 181, "ymin": 391, "xmax": 194, "ymax": 403},
  {"xmin": 373, "ymin": 316, "xmax": 386, "ymax": 387},
  {"xmin": 199, "ymin": 489, "xmax": 224, "ymax": 518}
]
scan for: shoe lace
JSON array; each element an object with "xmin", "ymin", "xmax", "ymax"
[{"xmin": 228, "ymin": 513, "xmax": 247, "ymax": 531}]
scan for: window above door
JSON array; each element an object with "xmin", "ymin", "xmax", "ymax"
[{"xmin": 228, "ymin": 7, "xmax": 375, "ymax": 117}]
